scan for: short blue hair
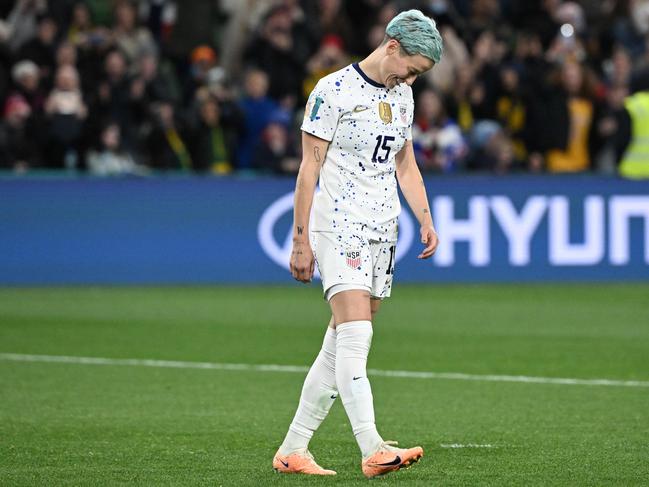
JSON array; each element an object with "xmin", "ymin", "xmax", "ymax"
[{"xmin": 385, "ymin": 9, "xmax": 443, "ymax": 64}]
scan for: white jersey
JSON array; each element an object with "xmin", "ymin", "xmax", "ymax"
[{"xmin": 301, "ymin": 63, "xmax": 414, "ymax": 242}]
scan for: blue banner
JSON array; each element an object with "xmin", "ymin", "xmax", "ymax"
[{"xmin": 1, "ymin": 175, "xmax": 648, "ymax": 284}]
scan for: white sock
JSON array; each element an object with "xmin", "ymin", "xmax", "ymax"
[
  {"xmin": 279, "ymin": 326, "xmax": 338, "ymax": 455},
  {"xmin": 335, "ymin": 320, "xmax": 383, "ymax": 458}
]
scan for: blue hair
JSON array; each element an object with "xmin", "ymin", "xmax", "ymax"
[{"xmin": 385, "ymin": 9, "xmax": 443, "ymax": 64}]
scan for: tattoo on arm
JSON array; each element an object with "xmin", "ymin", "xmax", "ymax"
[
  {"xmin": 314, "ymin": 146, "xmax": 321, "ymax": 163},
  {"xmin": 297, "ymin": 225, "xmax": 304, "ymax": 235},
  {"xmin": 423, "ymin": 209, "xmax": 429, "ymax": 214}
]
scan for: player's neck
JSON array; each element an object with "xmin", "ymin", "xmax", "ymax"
[{"xmin": 358, "ymin": 51, "xmax": 383, "ymax": 87}]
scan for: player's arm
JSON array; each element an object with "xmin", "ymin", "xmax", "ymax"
[
  {"xmin": 290, "ymin": 131, "xmax": 329, "ymax": 282},
  {"xmin": 395, "ymin": 140, "xmax": 438, "ymax": 259}
]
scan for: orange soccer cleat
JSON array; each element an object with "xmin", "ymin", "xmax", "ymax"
[
  {"xmin": 272, "ymin": 448, "xmax": 336, "ymax": 476},
  {"xmin": 361, "ymin": 441, "xmax": 424, "ymax": 478}
]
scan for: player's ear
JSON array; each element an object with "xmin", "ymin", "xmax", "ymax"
[{"xmin": 385, "ymin": 38, "xmax": 400, "ymax": 55}]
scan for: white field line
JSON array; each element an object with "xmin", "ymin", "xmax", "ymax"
[
  {"xmin": 440, "ymin": 444, "xmax": 495, "ymax": 449},
  {"xmin": 1, "ymin": 353, "xmax": 648, "ymax": 388}
]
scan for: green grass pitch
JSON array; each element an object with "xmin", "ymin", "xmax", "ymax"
[{"xmin": 1, "ymin": 284, "xmax": 648, "ymax": 486}]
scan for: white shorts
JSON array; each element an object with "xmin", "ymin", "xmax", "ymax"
[{"xmin": 311, "ymin": 232, "xmax": 397, "ymax": 301}]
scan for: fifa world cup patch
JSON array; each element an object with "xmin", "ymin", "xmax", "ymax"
[
  {"xmin": 345, "ymin": 249, "xmax": 362, "ymax": 269},
  {"xmin": 309, "ymin": 96, "xmax": 324, "ymax": 121},
  {"xmin": 378, "ymin": 101, "xmax": 392, "ymax": 124}
]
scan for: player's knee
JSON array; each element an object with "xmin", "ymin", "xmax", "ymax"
[{"xmin": 333, "ymin": 311, "xmax": 372, "ymax": 326}]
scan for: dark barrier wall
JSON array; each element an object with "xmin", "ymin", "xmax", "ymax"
[{"xmin": 1, "ymin": 176, "xmax": 648, "ymax": 284}]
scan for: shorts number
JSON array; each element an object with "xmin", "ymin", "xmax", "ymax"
[
  {"xmin": 386, "ymin": 245, "xmax": 396, "ymax": 275},
  {"xmin": 372, "ymin": 135, "xmax": 395, "ymax": 163}
]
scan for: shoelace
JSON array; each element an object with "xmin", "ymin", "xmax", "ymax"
[{"xmin": 381, "ymin": 440, "xmax": 400, "ymax": 452}]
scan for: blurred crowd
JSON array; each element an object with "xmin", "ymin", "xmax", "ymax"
[{"xmin": 1, "ymin": 0, "xmax": 648, "ymax": 176}]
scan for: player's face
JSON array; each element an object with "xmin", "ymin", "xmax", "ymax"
[{"xmin": 382, "ymin": 44, "xmax": 434, "ymax": 89}]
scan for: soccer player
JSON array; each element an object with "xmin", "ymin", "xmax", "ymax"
[{"xmin": 273, "ymin": 9, "xmax": 443, "ymax": 479}]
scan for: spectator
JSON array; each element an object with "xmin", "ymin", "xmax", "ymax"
[
  {"xmin": 603, "ymin": 45, "xmax": 633, "ymax": 88},
  {"xmin": 0, "ymin": 28, "xmax": 11, "ymax": 106},
  {"xmin": 43, "ymin": 65, "xmax": 87, "ymax": 168},
  {"xmin": 64, "ymin": 3, "xmax": 111, "ymax": 92},
  {"xmin": 252, "ymin": 112, "xmax": 299, "ymax": 174},
  {"xmin": 17, "ymin": 13, "xmax": 58, "ymax": 85},
  {"xmin": 618, "ymin": 86, "xmax": 649, "ymax": 179},
  {"xmin": 55, "ymin": 41, "xmax": 77, "ymax": 69},
  {"xmin": 468, "ymin": 30, "xmax": 504, "ymax": 120},
  {"xmin": 448, "ymin": 63, "xmax": 481, "ymax": 132},
  {"xmin": 465, "ymin": 0, "xmax": 501, "ymax": 44},
  {"xmin": 5, "ymin": 0, "xmax": 47, "ymax": 52},
  {"xmin": 592, "ymin": 83, "xmax": 630, "ymax": 173},
  {"xmin": 425, "ymin": 23, "xmax": 470, "ymax": 96},
  {"xmin": 244, "ymin": 6, "xmax": 306, "ymax": 106},
  {"xmin": 67, "ymin": 2, "xmax": 95, "ymax": 45},
  {"xmin": 138, "ymin": 0, "xmax": 178, "ymax": 44},
  {"xmin": 66, "ymin": 1, "xmax": 112, "ymax": 54},
  {"xmin": 186, "ymin": 96, "xmax": 235, "ymax": 174},
  {"xmin": 238, "ymin": 68, "xmax": 279, "ymax": 170},
  {"xmin": 90, "ymin": 50, "xmax": 136, "ymax": 148},
  {"xmin": 412, "ymin": 88, "xmax": 467, "ymax": 172},
  {"xmin": 112, "ymin": 0, "xmax": 157, "ymax": 65},
  {"xmin": 11, "ymin": 59, "xmax": 45, "ymax": 114},
  {"xmin": 0, "ymin": 94, "xmax": 40, "ymax": 171},
  {"xmin": 87, "ymin": 122, "xmax": 143, "ymax": 175},
  {"xmin": 543, "ymin": 60, "xmax": 597, "ymax": 173},
  {"xmin": 130, "ymin": 51, "xmax": 179, "ymax": 131},
  {"xmin": 303, "ymin": 34, "xmax": 350, "ymax": 100},
  {"xmin": 316, "ymin": 0, "xmax": 355, "ymax": 55},
  {"xmin": 164, "ymin": 0, "xmax": 229, "ymax": 61},
  {"xmin": 467, "ymin": 119, "xmax": 517, "ymax": 174},
  {"xmin": 182, "ymin": 45, "xmax": 218, "ymax": 105},
  {"xmin": 495, "ymin": 63, "xmax": 528, "ymax": 163},
  {"xmin": 144, "ymin": 100, "xmax": 192, "ymax": 171}
]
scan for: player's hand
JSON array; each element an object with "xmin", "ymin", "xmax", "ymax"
[
  {"xmin": 418, "ymin": 226, "xmax": 438, "ymax": 259},
  {"xmin": 290, "ymin": 240, "xmax": 315, "ymax": 283}
]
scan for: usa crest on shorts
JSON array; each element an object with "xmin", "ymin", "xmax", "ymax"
[{"xmin": 345, "ymin": 249, "xmax": 361, "ymax": 269}]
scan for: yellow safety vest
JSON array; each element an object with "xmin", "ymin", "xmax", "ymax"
[{"xmin": 620, "ymin": 92, "xmax": 649, "ymax": 179}]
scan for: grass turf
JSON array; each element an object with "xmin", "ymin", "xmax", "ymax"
[{"xmin": 0, "ymin": 284, "xmax": 648, "ymax": 486}]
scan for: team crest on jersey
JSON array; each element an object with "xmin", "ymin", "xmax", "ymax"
[
  {"xmin": 378, "ymin": 101, "xmax": 392, "ymax": 124},
  {"xmin": 345, "ymin": 249, "xmax": 362, "ymax": 269},
  {"xmin": 400, "ymin": 103, "xmax": 408, "ymax": 123}
]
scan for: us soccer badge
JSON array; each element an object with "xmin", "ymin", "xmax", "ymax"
[
  {"xmin": 345, "ymin": 249, "xmax": 361, "ymax": 269},
  {"xmin": 400, "ymin": 103, "xmax": 408, "ymax": 123},
  {"xmin": 378, "ymin": 101, "xmax": 392, "ymax": 124}
]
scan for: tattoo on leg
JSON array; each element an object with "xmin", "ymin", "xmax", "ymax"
[{"xmin": 423, "ymin": 209, "xmax": 429, "ymax": 214}]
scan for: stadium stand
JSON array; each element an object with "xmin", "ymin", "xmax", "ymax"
[{"xmin": 1, "ymin": 0, "xmax": 648, "ymax": 176}]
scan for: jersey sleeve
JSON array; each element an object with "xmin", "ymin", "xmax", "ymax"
[{"xmin": 301, "ymin": 79, "xmax": 340, "ymax": 142}]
